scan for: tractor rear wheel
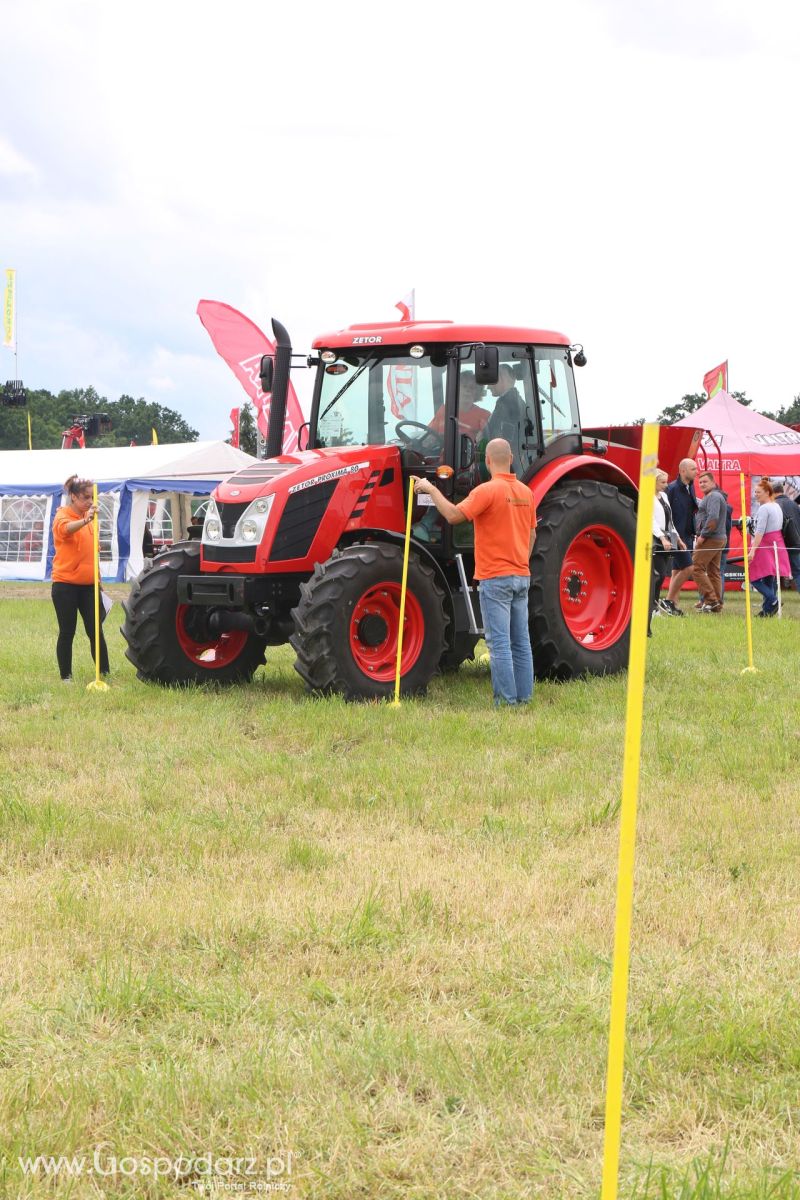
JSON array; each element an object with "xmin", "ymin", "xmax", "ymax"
[
  {"xmin": 290, "ymin": 543, "xmax": 448, "ymax": 700},
  {"xmin": 121, "ymin": 542, "xmax": 267, "ymax": 685},
  {"xmin": 530, "ymin": 480, "xmax": 636, "ymax": 679}
]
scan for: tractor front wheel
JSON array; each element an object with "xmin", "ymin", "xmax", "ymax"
[
  {"xmin": 121, "ymin": 542, "xmax": 267, "ymax": 685},
  {"xmin": 290, "ymin": 543, "xmax": 448, "ymax": 700}
]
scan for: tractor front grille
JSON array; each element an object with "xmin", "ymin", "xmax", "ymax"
[{"xmin": 269, "ymin": 480, "xmax": 338, "ymax": 562}]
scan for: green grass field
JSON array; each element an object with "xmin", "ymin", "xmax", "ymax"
[{"xmin": 1, "ymin": 585, "xmax": 798, "ymax": 1198}]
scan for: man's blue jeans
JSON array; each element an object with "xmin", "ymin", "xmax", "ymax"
[
  {"xmin": 478, "ymin": 575, "xmax": 534, "ymax": 705},
  {"xmin": 788, "ymin": 548, "xmax": 800, "ymax": 593}
]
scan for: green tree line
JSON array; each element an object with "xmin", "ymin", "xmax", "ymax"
[{"xmin": 0, "ymin": 386, "xmax": 198, "ymax": 451}]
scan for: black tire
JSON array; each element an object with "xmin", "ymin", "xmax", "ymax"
[
  {"xmin": 530, "ymin": 480, "xmax": 636, "ymax": 680},
  {"xmin": 440, "ymin": 633, "xmax": 481, "ymax": 672},
  {"xmin": 290, "ymin": 543, "xmax": 448, "ymax": 700},
  {"xmin": 121, "ymin": 542, "xmax": 267, "ymax": 685}
]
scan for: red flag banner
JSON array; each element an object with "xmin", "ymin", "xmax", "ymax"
[
  {"xmin": 229, "ymin": 408, "xmax": 240, "ymax": 449},
  {"xmin": 196, "ymin": 300, "xmax": 304, "ymax": 452},
  {"xmin": 703, "ymin": 361, "xmax": 728, "ymax": 399}
]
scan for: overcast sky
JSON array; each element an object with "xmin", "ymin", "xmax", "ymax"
[{"xmin": 3, "ymin": 0, "xmax": 800, "ymax": 439}]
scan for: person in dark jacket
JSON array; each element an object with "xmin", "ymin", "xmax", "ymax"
[
  {"xmin": 485, "ymin": 364, "xmax": 528, "ymax": 477},
  {"xmin": 663, "ymin": 458, "xmax": 698, "ymax": 614},
  {"xmin": 773, "ymin": 481, "xmax": 800, "ymax": 592},
  {"xmin": 717, "ymin": 494, "xmax": 734, "ymax": 608}
]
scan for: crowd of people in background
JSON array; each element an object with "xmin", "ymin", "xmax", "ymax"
[{"xmin": 652, "ymin": 460, "xmax": 800, "ymax": 625}]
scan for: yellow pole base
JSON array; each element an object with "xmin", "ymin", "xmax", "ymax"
[
  {"xmin": 740, "ymin": 667, "xmax": 759, "ymax": 675},
  {"xmin": 86, "ymin": 680, "xmax": 110, "ymax": 692}
]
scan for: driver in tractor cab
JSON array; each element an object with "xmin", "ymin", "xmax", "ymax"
[{"xmin": 429, "ymin": 370, "xmax": 490, "ymax": 440}]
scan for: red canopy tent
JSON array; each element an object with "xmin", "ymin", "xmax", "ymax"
[{"xmin": 675, "ymin": 391, "xmax": 800, "ymax": 582}]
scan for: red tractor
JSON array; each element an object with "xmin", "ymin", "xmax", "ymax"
[{"xmin": 122, "ymin": 319, "xmax": 700, "ymax": 698}]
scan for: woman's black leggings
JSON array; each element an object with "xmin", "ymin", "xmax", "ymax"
[{"xmin": 51, "ymin": 582, "xmax": 109, "ymax": 679}]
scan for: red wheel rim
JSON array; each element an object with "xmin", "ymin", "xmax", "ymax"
[
  {"xmin": 349, "ymin": 581, "xmax": 424, "ymax": 682},
  {"xmin": 175, "ymin": 605, "xmax": 248, "ymax": 669},
  {"xmin": 559, "ymin": 524, "xmax": 632, "ymax": 651}
]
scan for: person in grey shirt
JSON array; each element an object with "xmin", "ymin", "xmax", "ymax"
[
  {"xmin": 692, "ymin": 471, "xmax": 727, "ymax": 612},
  {"xmin": 749, "ymin": 477, "xmax": 791, "ymax": 615}
]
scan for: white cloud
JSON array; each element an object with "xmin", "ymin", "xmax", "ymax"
[{"xmin": 0, "ymin": 135, "xmax": 36, "ymax": 178}]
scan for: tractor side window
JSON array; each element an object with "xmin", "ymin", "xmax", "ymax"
[{"xmin": 535, "ymin": 349, "xmax": 579, "ymax": 443}]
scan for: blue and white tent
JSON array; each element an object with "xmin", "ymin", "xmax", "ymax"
[{"xmin": 0, "ymin": 441, "xmax": 256, "ymax": 582}]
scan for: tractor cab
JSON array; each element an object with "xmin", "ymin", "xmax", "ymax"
[{"xmin": 305, "ymin": 322, "xmax": 582, "ymax": 553}]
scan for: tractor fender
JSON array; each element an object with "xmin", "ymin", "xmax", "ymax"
[
  {"xmin": 529, "ymin": 455, "xmax": 637, "ymax": 507},
  {"xmin": 337, "ymin": 527, "xmax": 457, "ymax": 634}
]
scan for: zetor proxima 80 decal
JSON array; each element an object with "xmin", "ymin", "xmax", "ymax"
[{"xmin": 122, "ymin": 317, "xmax": 701, "ymax": 700}]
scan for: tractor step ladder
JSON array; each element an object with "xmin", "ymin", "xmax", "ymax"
[{"xmin": 455, "ymin": 553, "xmax": 483, "ymax": 635}]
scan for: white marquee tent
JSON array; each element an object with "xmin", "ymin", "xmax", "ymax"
[{"xmin": 0, "ymin": 441, "xmax": 256, "ymax": 582}]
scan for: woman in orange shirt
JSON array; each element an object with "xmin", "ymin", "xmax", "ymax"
[{"xmin": 51, "ymin": 474, "xmax": 109, "ymax": 681}]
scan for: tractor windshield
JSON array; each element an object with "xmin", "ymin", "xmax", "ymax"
[{"xmin": 316, "ymin": 353, "xmax": 446, "ymax": 448}]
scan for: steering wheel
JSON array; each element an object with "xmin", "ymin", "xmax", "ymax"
[{"xmin": 394, "ymin": 420, "xmax": 444, "ymax": 455}]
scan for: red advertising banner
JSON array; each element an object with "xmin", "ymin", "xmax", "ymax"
[{"xmin": 196, "ymin": 300, "xmax": 304, "ymax": 452}]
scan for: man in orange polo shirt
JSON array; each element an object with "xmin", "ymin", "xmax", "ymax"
[{"xmin": 414, "ymin": 438, "xmax": 536, "ymax": 705}]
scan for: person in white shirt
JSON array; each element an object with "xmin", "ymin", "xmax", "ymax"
[{"xmin": 649, "ymin": 470, "xmax": 685, "ymax": 631}]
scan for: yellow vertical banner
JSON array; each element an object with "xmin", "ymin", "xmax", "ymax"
[
  {"xmin": 391, "ymin": 481, "xmax": 416, "ymax": 706},
  {"xmin": 86, "ymin": 485, "xmax": 109, "ymax": 693},
  {"xmin": 151, "ymin": 428, "xmax": 158, "ymax": 445},
  {"xmin": 739, "ymin": 473, "xmax": 757, "ymax": 674},
  {"xmin": 600, "ymin": 422, "xmax": 659, "ymax": 1200},
  {"xmin": 3, "ymin": 268, "xmax": 15, "ymax": 348}
]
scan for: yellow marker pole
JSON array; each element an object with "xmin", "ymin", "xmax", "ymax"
[
  {"xmin": 739, "ymin": 472, "xmax": 757, "ymax": 674},
  {"xmin": 27, "ymin": 411, "xmax": 32, "ymax": 450},
  {"xmin": 86, "ymin": 484, "xmax": 109, "ymax": 693},
  {"xmin": 391, "ymin": 481, "xmax": 416, "ymax": 706},
  {"xmin": 600, "ymin": 422, "xmax": 659, "ymax": 1200}
]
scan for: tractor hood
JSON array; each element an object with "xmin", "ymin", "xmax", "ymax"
[
  {"xmin": 215, "ymin": 446, "xmax": 385, "ymax": 504},
  {"xmin": 202, "ymin": 445, "xmax": 406, "ymax": 572}
]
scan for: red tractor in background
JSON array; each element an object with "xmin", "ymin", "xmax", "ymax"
[{"xmin": 122, "ymin": 319, "xmax": 701, "ymax": 699}]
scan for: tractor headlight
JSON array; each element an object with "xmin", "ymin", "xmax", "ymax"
[
  {"xmin": 232, "ymin": 493, "xmax": 274, "ymax": 547},
  {"xmin": 205, "ymin": 518, "xmax": 221, "ymax": 541}
]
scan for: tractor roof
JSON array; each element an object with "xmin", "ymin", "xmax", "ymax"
[{"xmin": 312, "ymin": 321, "xmax": 572, "ymax": 350}]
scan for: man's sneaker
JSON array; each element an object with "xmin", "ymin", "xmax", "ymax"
[
  {"xmin": 661, "ymin": 599, "xmax": 684, "ymax": 617},
  {"xmin": 700, "ymin": 602, "xmax": 722, "ymax": 613}
]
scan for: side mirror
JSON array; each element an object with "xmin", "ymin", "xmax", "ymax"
[
  {"xmin": 297, "ymin": 421, "xmax": 310, "ymax": 452},
  {"xmin": 259, "ymin": 354, "xmax": 274, "ymax": 393},
  {"xmin": 460, "ymin": 434, "xmax": 476, "ymax": 470},
  {"xmin": 474, "ymin": 344, "xmax": 499, "ymax": 385}
]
